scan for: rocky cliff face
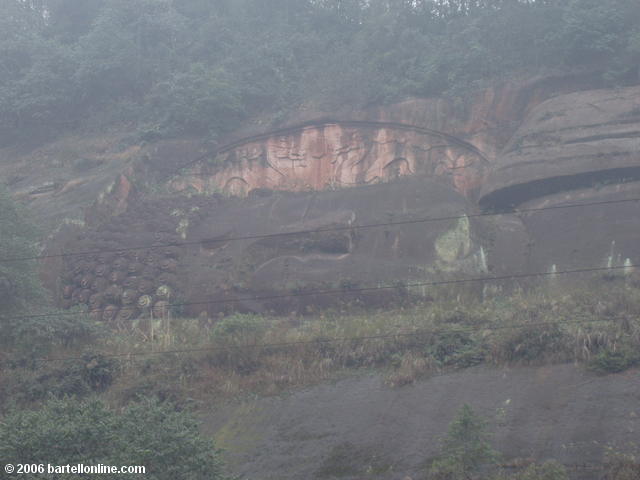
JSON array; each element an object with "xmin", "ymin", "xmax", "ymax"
[
  {"xmin": 480, "ymin": 85, "xmax": 640, "ymax": 208},
  {"xmin": 168, "ymin": 122, "xmax": 488, "ymax": 199},
  {"xmin": 2, "ymin": 73, "xmax": 638, "ymax": 315},
  {"xmin": 204, "ymin": 365, "xmax": 640, "ymax": 480},
  {"xmin": 167, "ymin": 72, "xmax": 607, "ymax": 201},
  {"xmin": 479, "ymin": 85, "xmax": 640, "ymax": 275}
]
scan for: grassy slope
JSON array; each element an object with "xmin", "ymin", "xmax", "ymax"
[
  {"xmin": 2, "ymin": 275, "xmax": 640, "ymax": 478},
  {"xmin": 3, "ymin": 274, "xmax": 640, "ymax": 409}
]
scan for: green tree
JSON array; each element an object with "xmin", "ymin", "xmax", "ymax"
[
  {"xmin": 0, "ymin": 186, "xmax": 97, "ymax": 359},
  {"xmin": 0, "ymin": 0, "xmax": 76, "ymax": 140},
  {"xmin": 0, "ymin": 397, "xmax": 230, "ymax": 479},
  {"xmin": 2, "ymin": 0, "xmax": 639, "ymax": 143},
  {"xmin": 427, "ymin": 404, "xmax": 498, "ymax": 479},
  {"xmin": 73, "ymin": 0, "xmax": 188, "ymax": 104},
  {"xmin": 145, "ymin": 62, "xmax": 244, "ymax": 138},
  {"xmin": 0, "ymin": 186, "xmax": 42, "ymax": 317},
  {"xmin": 44, "ymin": 0, "xmax": 104, "ymax": 42}
]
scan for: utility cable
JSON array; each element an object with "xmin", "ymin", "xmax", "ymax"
[
  {"xmin": 5, "ymin": 263, "xmax": 635, "ymax": 323},
  {"xmin": 2, "ymin": 197, "xmax": 638, "ymax": 263},
  {"xmin": 37, "ymin": 312, "xmax": 635, "ymax": 363}
]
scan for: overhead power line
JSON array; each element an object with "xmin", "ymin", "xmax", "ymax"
[
  {"xmin": 2, "ymin": 197, "xmax": 639, "ymax": 263},
  {"xmin": 39, "ymin": 313, "xmax": 635, "ymax": 363},
  {"xmin": 163, "ymin": 119, "xmax": 494, "ymax": 178},
  {"xmin": 7, "ymin": 263, "xmax": 635, "ymax": 323}
]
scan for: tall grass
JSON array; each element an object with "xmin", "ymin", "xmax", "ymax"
[{"xmin": 3, "ymin": 276, "xmax": 640, "ymax": 406}]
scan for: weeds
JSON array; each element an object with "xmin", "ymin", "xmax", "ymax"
[
  {"xmin": 603, "ymin": 446, "xmax": 640, "ymax": 480},
  {"xmin": 2, "ymin": 277, "xmax": 640, "ymax": 407},
  {"xmin": 588, "ymin": 347, "xmax": 640, "ymax": 373}
]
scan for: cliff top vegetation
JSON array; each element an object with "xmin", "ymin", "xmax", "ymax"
[{"xmin": 1, "ymin": 0, "xmax": 639, "ymax": 146}]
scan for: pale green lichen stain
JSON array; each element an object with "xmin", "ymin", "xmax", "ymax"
[
  {"xmin": 435, "ymin": 216, "xmax": 471, "ymax": 264},
  {"xmin": 176, "ymin": 218, "xmax": 189, "ymax": 239},
  {"xmin": 62, "ymin": 218, "xmax": 86, "ymax": 227},
  {"xmin": 624, "ymin": 258, "xmax": 634, "ymax": 275}
]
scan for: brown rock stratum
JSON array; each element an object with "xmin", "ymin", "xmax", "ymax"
[
  {"xmin": 2, "ymin": 74, "xmax": 638, "ymax": 317},
  {"xmin": 168, "ymin": 121, "xmax": 489, "ymax": 199}
]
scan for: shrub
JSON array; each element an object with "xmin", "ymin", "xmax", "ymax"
[
  {"xmin": 425, "ymin": 330, "xmax": 484, "ymax": 368},
  {"xmin": 604, "ymin": 446, "xmax": 640, "ymax": 480},
  {"xmin": 7, "ymin": 353, "xmax": 117, "ymax": 404},
  {"xmin": 0, "ymin": 186, "xmax": 42, "ymax": 318},
  {"xmin": 0, "ymin": 397, "xmax": 230, "ymax": 480},
  {"xmin": 3, "ymin": 309, "xmax": 102, "ymax": 369},
  {"xmin": 212, "ymin": 313, "xmax": 267, "ymax": 346},
  {"xmin": 427, "ymin": 404, "xmax": 498, "ymax": 479},
  {"xmin": 490, "ymin": 322, "xmax": 570, "ymax": 365},
  {"xmin": 427, "ymin": 407, "xmax": 570, "ymax": 480},
  {"xmin": 589, "ymin": 347, "xmax": 639, "ymax": 373},
  {"xmin": 210, "ymin": 314, "xmax": 268, "ymax": 374}
]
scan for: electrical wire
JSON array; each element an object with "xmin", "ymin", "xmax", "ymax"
[
  {"xmin": 38, "ymin": 313, "xmax": 635, "ymax": 363},
  {"xmin": 2, "ymin": 197, "xmax": 638, "ymax": 263},
  {"xmin": 6, "ymin": 263, "xmax": 635, "ymax": 323}
]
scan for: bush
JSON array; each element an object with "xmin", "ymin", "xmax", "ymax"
[
  {"xmin": 146, "ymin": 63, "xmax": 245, "ymax": 138},
  {"xmin": 427, "ymin": 404, "xmax": 498, "ymax": 479},
  {"xmin": 0, "ymin": 397, "xmax": 230, "ymax": 480},
  {"xmin": 212, "ymin": 313, "xmax": 267, "ymax": 345},
  {"xmin": 604, "ymin": 446, "xmax": 640, "ymax": 480},
  {"xmin": 3, "ymin": 309, "xmax": 102, "ymax": 365},
  {"xmin": 210, "ymin": 314, "xmax": 268, "ymax": 374},
  {"xmin": 7, "ymin": 353, "xmax": 117, "ymax": 405},
  {"xmin": 0, "ymin": 186, "xmax": 42, "ymax": 318},
  {"xmin": 588, "ymin": 347, "xmax": 639, "ymax": 373},
  {"xmin": 425, "ymin": 330, "xmax": 484, "ymax": 368},
  {"xmin": 3, "ymin": 0, "xmax": 639, "ymax": 142},
  {"xmin": 0, "ymin": 186, "xmax": 103, "ymax": 368},
  {"xmin": 490, "ymin": 322, "xmax": 570, "ymax": 365}
]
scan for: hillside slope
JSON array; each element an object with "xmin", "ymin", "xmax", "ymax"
[
  {"xmin": 5, "ymin": 77, "xmax": 635, "ymax": 317},
  {"xmin": 203, "ymin": 365, "xmax": 640, "ymax": 480}
]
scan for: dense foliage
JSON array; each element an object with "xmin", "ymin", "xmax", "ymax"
[
  {"xmin": 0, "ymin": 186, "xmax": 98, "ymax": 358},
  {"xmin": 1, "ymin": 0, "xmax": 639, "ymax": 143},
  {"xmin": 0, "ymin": 397, "xmax": 229, "ymax": 479},
  {"xmin": 0, "ymin": 186, "xmax": 42, "ymax": 316}
]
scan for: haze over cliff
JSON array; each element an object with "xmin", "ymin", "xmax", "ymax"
[{"xmin": 1, "ymin": 2, "xmax": 640, "ymax": 480}]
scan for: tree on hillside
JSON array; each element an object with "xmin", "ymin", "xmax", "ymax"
[
  {"xmin": 426, "ymin": 404, "xmax": 570, "ymax": 480},
  {"xmin": 427, "ymin": 404, "xmax": 498, "ymax": 479},
  {"xmin": 1, "ymin": 0, "xmax": 639, "ymax": 142},
  {"xmin": 0, "ymin": 186, "xmax": 97, "ymax": 358},
  {"xmin": 0, "ymin": 186, "xmax": 42, "ymax": 318}
]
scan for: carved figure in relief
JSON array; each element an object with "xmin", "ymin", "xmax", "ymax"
[{"xmin": 170, "ymin": 123, "xmax": 486, "ymax": 199}]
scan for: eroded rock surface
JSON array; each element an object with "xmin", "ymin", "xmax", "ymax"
[
  {"xmin": 60, "ymin": 177, "xmax": 522, "ymax": 318},
  {"xmin": 480, "ymin": 85, "xmax": 640, "ymax": 208},
  {"xmin": 169, "ymin": 122, "xmax": 488, "ymax": 199},
  {"xmin": 179, "ymin": 177, "xmax": 506, "ymax": 317},
  {"xmin": 478, "ymin": 85, "xmax": 640, "ymax": 276},
  {"xmin": 2, "ymin": 73, "xmax": 638, "ymax": 315},
  {"xmin": 203, "ymin": 365, "xmax": 640, "ymax": 480}
]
